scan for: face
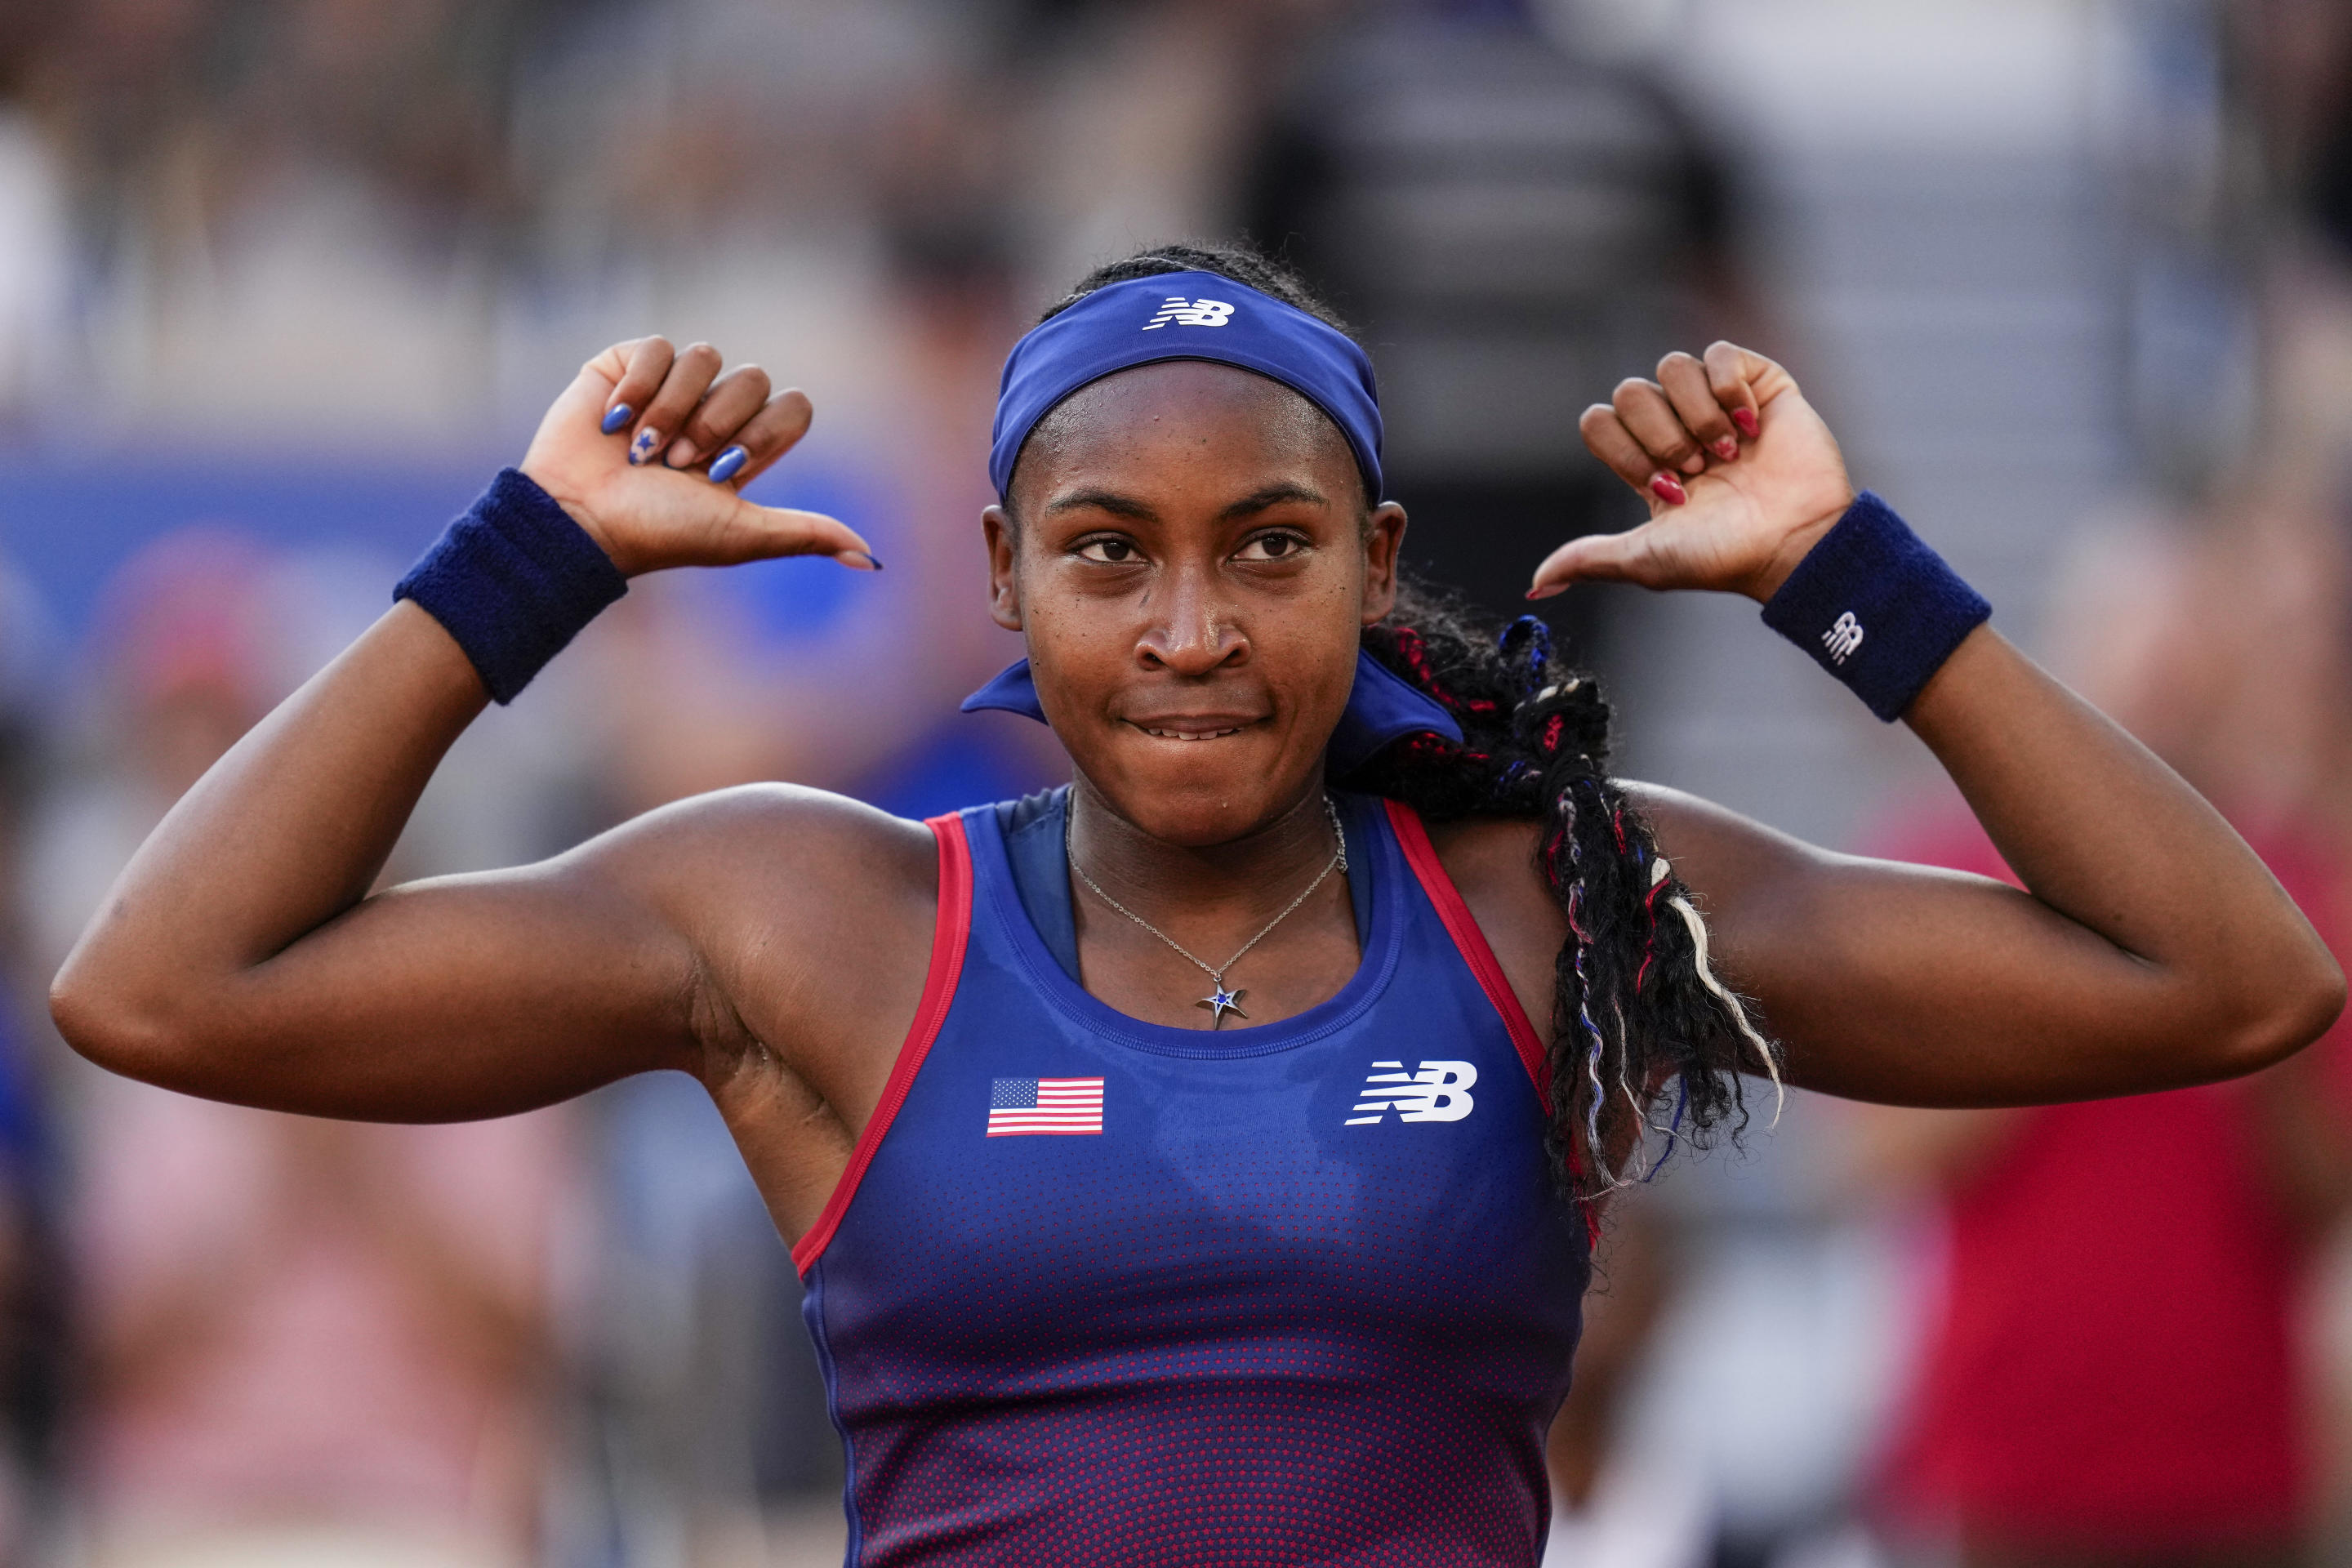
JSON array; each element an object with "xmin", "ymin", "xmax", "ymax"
[{"xmin": 985, "ymin": 360, "xmax": 1406, "ymax": 848}]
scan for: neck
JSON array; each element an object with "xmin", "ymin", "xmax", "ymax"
[{"xmin": 1067, "ymin": 776, "xmax": 1339, "ymax": 932}]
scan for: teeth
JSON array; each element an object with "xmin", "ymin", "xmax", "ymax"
[{"xmin": 1142, "ymin": 726, "xmax": 1245, "ymax": 741}]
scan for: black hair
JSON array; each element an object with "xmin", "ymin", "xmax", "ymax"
[
  {"xmin": 1040, "ymin": 242, "xmax": 1354, "ymax": 335},
  {"xmin": 1052, "ymin": 240, "xmax": 1782, "ymax": 1202}
]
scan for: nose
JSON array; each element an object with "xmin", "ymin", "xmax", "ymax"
[{"xmin": 1137, "ymin": 560, "xmax": 1246, "ymax": 677}]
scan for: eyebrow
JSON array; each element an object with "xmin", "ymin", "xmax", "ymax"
[
  {"xmin": 1044, "ymin": 487, "xmax": 1157, "ymax": 520},
  {"xmin": 1219, "ymin": 483, "xmax": 1330, "ymax": 519},
  {"xmin": 1041, "ymin": 482, "xmax": 1330, "ymax": 523}
]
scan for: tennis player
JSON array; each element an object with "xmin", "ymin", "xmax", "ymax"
[{"xmin": 51, "ymin": 244, "xmax": 2344, "ymax": 1566}]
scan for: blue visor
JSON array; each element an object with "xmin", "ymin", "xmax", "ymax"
[
  {"xmin": 990, "ymin": 271, "xmax": 1384, "ymax": 503},
  {"xmin": 960, "ymin": 649, "xmax": 1461, "ymax": 776}
]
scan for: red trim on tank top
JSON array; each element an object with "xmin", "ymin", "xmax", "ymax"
[
  {"xmin": 1383, "ymin": 800, "xmax": 1550, "ymax": 1109},
  {"xmin": 791, "ymin": 813, "xmax": 973, "ymax": 1277},
  {"xmin": 1385, "ymin": 800, "xmax": 1597, "ymax": 1244}
]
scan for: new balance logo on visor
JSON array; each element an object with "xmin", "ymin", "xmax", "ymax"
[
  {"xmin": 987, "ymin": 1077, "xmax": 1105, "ymax": 1136},
  {"xmin": 1822, "ymin": 611, "xmax": 1864, "ymax": 664},
  {"xmin": 1346, "ymin": 1061, "xmax": 1477, "ymax": 1125},
  {"xmin": 1142, "ymin": 296, "xmax": 1236, "ymax": 330}
]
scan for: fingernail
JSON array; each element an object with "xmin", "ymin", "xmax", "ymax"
[
  {"xmin": 629, "ymin": 428, "xmax": 661, "ymax": 466},
  {"xmin": 1711, "ymin": 437, "xmax": 1739, "ymax": 461},
  {"xmin": 707, "ymin": 445, "xmax": 747, "ymax": 483},
  {"xmin": 665, "ymin": 438, "xmax": 697, "ymax": 468},
  {"xmin": 1731, "ymin": 408, "xmax": 1759, "ymax": 439},
  {"xmin": 601, "ymin": 404, "xmax": 632, "ymax": 435},
  {"xmin": 1649, "ymin": 473, "xmax": 1686, "ymax": 506},
  {"xmin": 1526, "ymin": 584, "xmax": 1562, "ymax": 600},
  {"xmin": 842, "ymin": 550, "xmax": 884, "ymax": 572}
]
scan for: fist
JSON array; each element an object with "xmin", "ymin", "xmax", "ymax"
[
  {"xmin": 1530, "ymin": 343, "xmax": 1855, "ymax": 603},
  {"xmin": 519, "ymin": 336, "xmax": 875, "ymax": 578}
]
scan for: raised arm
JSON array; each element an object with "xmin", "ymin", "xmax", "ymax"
[
  {"xmin": 50, "ymin": 338, "xmax": 920, "ymax": 1123},
  {"xmin": 1526, "ymin": 345, "xmax": 2344, "ymax": 1105}
]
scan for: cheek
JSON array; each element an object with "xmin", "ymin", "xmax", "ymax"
[
  {"xmin": 1015, "ymin": 576, "xmax": 1133, "ymax": 701},
  {"xmin": 1262, "ymin": 582, "xmax": 1365, "ymax": 716}
]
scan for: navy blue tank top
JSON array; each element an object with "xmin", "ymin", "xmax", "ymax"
[{"xmin": 792, "ymin": 791, "xmax": 1590, "ymax": 1566}]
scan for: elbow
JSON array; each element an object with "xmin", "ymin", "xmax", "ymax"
[
  {"xmin": 49, "ymin": 955, "xmax": 191, "ymax": 1088},
  {"xmin": 52, "ymin": 947, "xmax": 279, "ymax": 1104},
  {"xmin": 2211, "ymin": 942, "xmax": 2347, "ymax": 1080}
]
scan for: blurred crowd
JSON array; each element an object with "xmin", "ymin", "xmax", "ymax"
[{"xmin": 0, "ymin": 0, "xmax": 2348, "ymax": 1566}]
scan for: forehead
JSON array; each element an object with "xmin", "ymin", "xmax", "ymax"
[{"xmin": 1010, "ymin": 360, "xmax": 1363, "ymax": 511}]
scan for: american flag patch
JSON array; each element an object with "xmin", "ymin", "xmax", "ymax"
[{"xmin": 986, "ymin": 1077, "xmax": 1104, "ymax": 1136}]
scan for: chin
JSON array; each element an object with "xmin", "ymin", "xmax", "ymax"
[{"xmin": 1093, "ymin": 733, "xmax": 1316, "ymax": 846}]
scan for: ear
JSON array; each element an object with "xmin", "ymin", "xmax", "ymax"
[
  {"xmin": 1360, "ymin": 501, "xmax": 1406, "ymax": 626},
  {"xmin": 982, "ymin": 505, "xmax": 1022, "ymax": 630}
]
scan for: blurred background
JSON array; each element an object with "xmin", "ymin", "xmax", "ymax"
[{"xmin": 0, "ymin": 0, "xmax": 2348, "ymax": 1564}]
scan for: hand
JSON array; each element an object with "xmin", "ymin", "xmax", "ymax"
[
  {"xmin": 519, "ymin": 336, "xmax": 877, "ymax": 578},
  {"xmin": 1529, "ymin": 343, "xmax": 1855, "ymax": 603}
]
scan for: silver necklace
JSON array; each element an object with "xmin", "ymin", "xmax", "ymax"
[{"xmin": 1066, "ymin": 793, "xmax": 1348, "ymax": 1027}]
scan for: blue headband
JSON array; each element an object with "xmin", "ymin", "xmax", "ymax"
[
  {"xmin": 960, "ymin": 650, "xmax": 1461, "ymax": 775},
  {"xmin": 989, "ymin": 270, "xmax": 1384, "ymax": 503}
]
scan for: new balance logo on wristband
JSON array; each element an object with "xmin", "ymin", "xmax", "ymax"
[
  {"xmin": 1143, "ymin": 296, "xmax": 1236, "ymax": 330},
  {"xmin": 1346, "ymin": 1060, "xmax": 1477, "ymax": 1125},
  {"xmin": 1822, "ymin": 612, "xmax": 1864, "ymax": 664}
]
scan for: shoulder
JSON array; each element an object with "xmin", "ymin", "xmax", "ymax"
[
  {"xmin": 1418, "ymin": 813, "xmax": 1559, "ymax": 938},
  {"xmin": 1409, "ymin": 784, "xmax": 1821, "ymax": 1006},
  {"xmin": 1614, "ymin": 780, "xmax": 1833, "ymax": 906},
  {"xmin": 564, "ymin": 784, "xmax": 946, "ymax": 1004},
  {"xmin": 573, "ymin": 784, "xmax": 956, "ymax": 1103},
  {"xmin": 1414, "ymin": 782, "xmax": 1806, "ymax": 902},
  {"xmin": 1416, "ymin": 813, "xmax": 1561, "ymax": 1031},
  {"xmin": 574, "ymin": 782, "xmax": 942, "ymax": 906}
]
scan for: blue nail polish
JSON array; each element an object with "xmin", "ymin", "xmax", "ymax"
[
  {"xmin": 630, "ymin": 428, "xmax": 660, "ymax": 466},
  {"xmin": 600, "ymin": 404, "xmax": 632, "ymax": 435},
  {"xmin": 855, "ymin": 551, "xmax": 885, "ymax": 572},
  {"xmin": 707, "ymin": 445, "xmax": 747, "ymax": 483}
]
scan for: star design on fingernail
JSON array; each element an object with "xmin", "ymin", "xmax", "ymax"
[{"xmin": 630, "ymin": 429, "xmax": 660, "ymax": 465}]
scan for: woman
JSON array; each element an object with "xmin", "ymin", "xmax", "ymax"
[{"xmin": 50, "ymin": 243, "xmax": 2344, "ymax": 1566}]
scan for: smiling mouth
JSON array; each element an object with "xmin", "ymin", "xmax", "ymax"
[{"xmin": 1128, "ymin": 719, "xmax": 1261, "ymax": 742}]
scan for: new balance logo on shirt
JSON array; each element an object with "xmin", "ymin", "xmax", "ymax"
[
  {"xmin": 979, "ymin": 1058, "xmax": 1485, "ymax": 1139},
  {"xmin": 1347, "ymin": 1061, "xmax": 1477, "ymax": 1125},
  {"xmin": 1822, "ymin": 611, "xmax": 1864, "ymax": 664},
  {"xmin": 1143, "ymin": 296, "xmax": 1236, "ymax": 330}
]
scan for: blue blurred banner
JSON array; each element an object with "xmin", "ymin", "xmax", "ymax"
[{"xmin": 0, "ymin": 451, "xmax": 884, "ymax": 645}]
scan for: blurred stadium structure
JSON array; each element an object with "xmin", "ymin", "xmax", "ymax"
[{"xmin": 0, "ymin": 1, "xmax": 2348, "ymax": 1566}]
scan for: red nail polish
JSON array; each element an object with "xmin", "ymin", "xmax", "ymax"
[
  {"xmin": 1711, "ymin": 437, "xmax": 1739, "ymax": 461},
  {"xmin": 1649, "ymin": 474, "xmax": 1686, "ymax": 506},
  {"xmin": 1731, "ymin": 408, "xmax": 1759, "ymax": 439}
]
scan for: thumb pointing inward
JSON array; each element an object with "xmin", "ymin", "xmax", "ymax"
[{"xmin": 743, "ymin": 504, "xmax": 884, "ymax": 571}]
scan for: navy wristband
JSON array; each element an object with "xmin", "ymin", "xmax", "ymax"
[
  {"xmin": 394, "ymin": 467, "xmax": 627, "ymax": 704},
  {"xmin": 1758, "ymin": 491, "xmax": 1989, "ymax": 722}
]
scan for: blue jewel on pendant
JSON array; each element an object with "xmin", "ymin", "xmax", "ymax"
[{"xmin": 1197, "ymin": 982, "xmax": 1248, "ymax": 1024}]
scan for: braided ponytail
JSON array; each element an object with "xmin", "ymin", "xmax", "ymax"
[
  {"xmin": 1045, "ymin": 241, "xmax": 1781, "ymax": 1202},
  {"xmin": 1348, "ymin": 585, "xmax": 1780, "ymax": 1200}
]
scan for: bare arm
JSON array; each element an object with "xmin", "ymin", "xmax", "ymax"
[
  {"xmin": 51, "ymin": 602, "xmax": 703, "ymax": 1118},
  {"xmin": 1518, "ymin": 344, "xmax": 2343, "ymax": 1105},
  {"xmin": 1630, "ymin": 628, "xmax": 2338, "ymax": 1102},
  {"xmin": 51, "ymin": 337, "xmax": 905, "ymax": 1121}
]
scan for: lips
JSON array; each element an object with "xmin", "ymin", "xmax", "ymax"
[{"xmin": 1123, "ymin": 714, "xmax": 1264, "ymax": 742}]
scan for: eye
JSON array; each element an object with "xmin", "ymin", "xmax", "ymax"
[
  {"xmin": 1075, "ymin": 537, "xmax": 1143, "ymax": 564},
  {"xmin": 1235, "ymin": 531, "xmax": 1311, "ymax": 562}
]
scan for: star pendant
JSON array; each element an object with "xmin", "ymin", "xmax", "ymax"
[{"xmin": 1196, "ymin": 985, "xmax": 1249, "ymax": 1025}]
